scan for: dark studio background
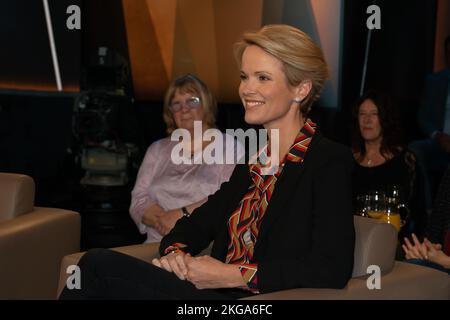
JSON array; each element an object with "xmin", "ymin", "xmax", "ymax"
[
  {"xmin": 0, "ymin": 0, "xmax": 442, "ymax": 249},
  {"xmin": 340, "ymin": 0, "xmax": 437, "ymax": 144}
]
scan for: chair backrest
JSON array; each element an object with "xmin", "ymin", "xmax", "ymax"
[
  {"xmin": 352, "ymin": 215, "xmax": 397, "ymax": 277},
  {"xmin": 0, "ymin": 173, "xmax": 35, "ymax": 223}
]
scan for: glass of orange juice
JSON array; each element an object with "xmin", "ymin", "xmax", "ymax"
[
  {"xmin": 380, "ymin": 212, "xmax": 401, "ymax": 232},
  {"xmin": 384, "ymin": 194, "xmax": 403, "ymax": 232},
  {"xmin": 367, "ymin": 210, "xmax": 384, "ymax": 219},
  {"xmin": 366, "ymin": 190, "xmax": 386, "ymax": 220}
]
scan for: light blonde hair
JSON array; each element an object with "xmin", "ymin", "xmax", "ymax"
[
  {"xmin": 163, "ymin": 74, "xmax": 217, "ymax": 135},
  {"xmin": 234, "ymin": 24, "xmax": 329, "ymax": 115}
]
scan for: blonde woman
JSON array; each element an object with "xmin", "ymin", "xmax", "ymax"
[{"xmin": 61, "ymin": 25, "xmax": 354, "ymax": 300}]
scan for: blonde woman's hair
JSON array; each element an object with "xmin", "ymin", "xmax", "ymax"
[
  {"xmin": 163, "ymin": 74, "xmax": 217, "ymax": 135},
  {"xmin": 234, "ymin": 24, "xmax": 329, "ymax": 115}
]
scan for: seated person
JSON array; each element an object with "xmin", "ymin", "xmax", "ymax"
[
  {"xmin": 409, "ymin": 36, "xmax": 450, "ymax": 212},
  {"xmin": 351, "ymin": 90, "xmax": 426, "ymax": 237},
  {"xmin": 403, "ymin": 165, "xmax": 450, "ymax": 274},
  {"xmin": 403, "ymin": 234, "xmax": 450, "ymax": 275},
  {"xmin": 60, "ymin": 25, "xmax": 355, "ymax": 300},
  {"xmin": 130, "ymin": 74, "xmax": 244, "ymax": 243}
]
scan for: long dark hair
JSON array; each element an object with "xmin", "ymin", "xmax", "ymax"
[{"xmin": 352, "ymin": 90, "xmax": 404, "ymax": 162}]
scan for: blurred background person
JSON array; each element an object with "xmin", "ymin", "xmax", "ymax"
[
  {"xmin": 403, "ymin": 165, "xmax": 450, "ymax": 274},
  {"xmin": 403, "ymin": 235, "xmax": 450, "ymax": 274},
  {"xmin": 409, "ymin": 36, "xmax": 450, "ymax": 214},
  {"xmin": 351, "ymin": 90, "xmax": 426, "ymax": 238},
  {"xmin": 426, "ymin": 164, "xmax": 450, "ymax": 247},
  {"xmin": 129, "ymin": 74, "xmax": 244, "ymax": 243}
]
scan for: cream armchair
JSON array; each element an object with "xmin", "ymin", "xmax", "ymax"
[
  {"xmin": 0, "ymin": 173, "xmax": 80, "ymax": 299},
  {"xmin": 57, "ymin": 216, "xmax": 450, "ymax": 300}
]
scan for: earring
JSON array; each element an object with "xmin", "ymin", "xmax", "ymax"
[{"xmin": 294, "ymin": 98, "xmax": 301, "ymax": 103}]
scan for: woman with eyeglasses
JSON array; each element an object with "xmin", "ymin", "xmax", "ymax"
[
  {"xmin": 129, "ymin": 74, "xmax": 244, "ymax": 243},
  {"xmin": 60, "ymin": 25, "xmax": 354, "ymax": 300}
]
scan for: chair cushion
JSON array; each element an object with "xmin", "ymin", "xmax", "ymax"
[
  {"xmin": 0, "ymin": 173, "xmax": 35, "ymax": 222},
  {"xmin": 352, "ymin": 216, "xmax": 397, "ymax": 277}
]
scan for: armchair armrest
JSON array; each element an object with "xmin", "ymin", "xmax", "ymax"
[
  {"xmin": 0, "ymin": 208, "xmax": 80, "ymax": 299},
  {"xmin": 243, "ymin": 262, "xmax": 450, "ymax": 300}
]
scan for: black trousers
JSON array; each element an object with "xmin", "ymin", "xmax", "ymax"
[{"xmin": 59, "ymin": 248, "xmax": 252, "ymax": 300}]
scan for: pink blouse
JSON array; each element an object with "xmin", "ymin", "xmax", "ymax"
[{"xmin": 129, "ymin": 132, "xmax": 244, "ymax": 243}]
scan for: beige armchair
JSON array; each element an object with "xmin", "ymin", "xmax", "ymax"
[
  {"xmin": 0, "ymin": 173, "xmax": 80, "ymax": 299},
  {"xmin": 57, "ymin": 216, "xmax": 450, "ymax": 300}
]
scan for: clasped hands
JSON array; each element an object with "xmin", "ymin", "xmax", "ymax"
[
  {"xmin": 144, "ymin": 203, "xmax": 247, "ymax": 289},
  {"xmin": 402, "ymin": 233, "xmax": 448, "ymax": 268},
  {"xmin": 142, "ymin": 204, "xmax": 181, "ymax": 236},
  {"xmin": 151, "ymin": 251, "xmax": 246, "ymax": 290}
]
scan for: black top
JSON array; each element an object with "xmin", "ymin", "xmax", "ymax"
[
  {"xmin": 352, "ymin": 149, "xmax": 426, "ymax": 236},
  {"xmin": 353, "ymin": 150, "xmax": 415, "ymax": 199},
  {"xmin": 160, "ymin": 132, "xmax": 355, "ymax": 294}
]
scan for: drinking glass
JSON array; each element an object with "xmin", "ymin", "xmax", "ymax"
[{"xmin": 366, "ymin": 190, "xmax": 386, "ymax": 219}]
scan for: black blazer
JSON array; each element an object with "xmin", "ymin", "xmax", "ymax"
[{"xmin": 160, "ymin": 132, "xmax": 355, "ymax": 294}]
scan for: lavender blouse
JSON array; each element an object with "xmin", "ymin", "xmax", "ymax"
[{"xmin": 129, "ymin": 132, "xmax": 245, "ymax": 243}]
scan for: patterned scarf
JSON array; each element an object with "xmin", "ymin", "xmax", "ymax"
[{"xmin": 226, "ymin": 119, "xmax": 317, "ymax": 265}]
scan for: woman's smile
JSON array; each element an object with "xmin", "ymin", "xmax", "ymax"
[{"xmin": 244, "ymin": 99, "xmax": 265, "ymax": 110}]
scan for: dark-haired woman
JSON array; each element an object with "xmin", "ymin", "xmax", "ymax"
[{"xmin": 352, "ymin": 90, "xmax": 426, "ymax": 238}]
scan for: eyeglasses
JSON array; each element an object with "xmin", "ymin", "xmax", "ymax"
[{"xmin": 169, "ymin": 96, "xmax": 201, "ymax": 113}]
